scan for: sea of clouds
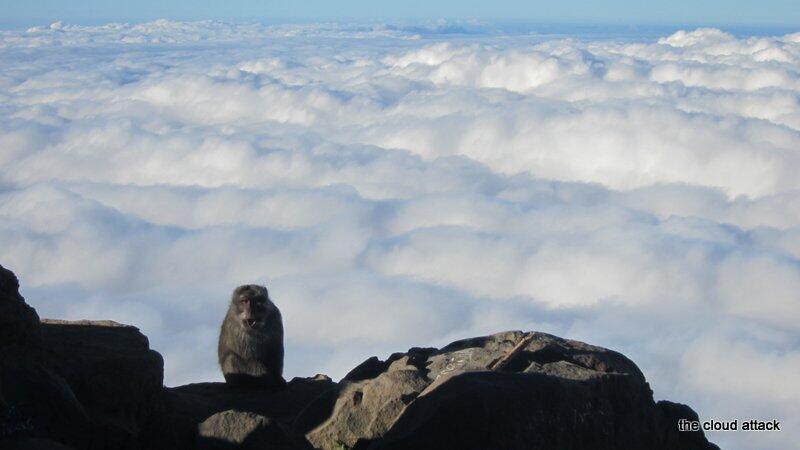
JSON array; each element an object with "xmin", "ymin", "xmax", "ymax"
[{"xmin": 1, "ymin": 19, "xmax": 799, "ymax": 449}]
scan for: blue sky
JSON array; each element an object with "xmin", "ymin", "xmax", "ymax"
[{"xmin": 1, "ymin": 0, "xmax": 799, "ymax": 28}]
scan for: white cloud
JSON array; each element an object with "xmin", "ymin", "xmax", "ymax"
[{"xmin": 1, "ymin": 20, "xmax": 799, "ymax": 450}]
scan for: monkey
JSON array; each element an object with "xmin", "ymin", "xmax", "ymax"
[{"xmin": 218, "ymin": 284, "xmax": 285, "ymax": 389}]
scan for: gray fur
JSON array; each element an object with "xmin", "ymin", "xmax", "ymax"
[{"xmin": 218, "ymin": 284, "xmax": 284, "ymax": 388}]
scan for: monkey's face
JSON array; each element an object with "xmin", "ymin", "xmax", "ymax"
[{"xmin": 233, "ymin": 286, "xmax": 271, "ymax": 331}]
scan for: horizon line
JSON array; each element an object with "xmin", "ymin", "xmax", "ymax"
[{"xmin": 2, "ymin": 17, "xmax": 799, "ymax": 33}]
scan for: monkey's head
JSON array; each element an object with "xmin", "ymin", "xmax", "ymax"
[{"xmin": 230, "ymin": 284, "xmax": 272, "ymax": 331}]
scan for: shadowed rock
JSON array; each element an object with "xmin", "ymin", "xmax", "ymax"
[
  {"xmin": 147, "ymin": 376, "xmax": 334, "ymax": 450},
  {"xmin": 0, "ymin": 264, "xmax": 93, "ymax": 448},
  {"xmin": 0, "ymin": 264, "xmax": 43, "ymax": 357},
  {"xmin": 197, "ymin": 410, "xmax": 312, "ymax": 450},
  {"xmin": 293, "ymin": 331, "xmax": 716, "ymax": 450},
  {"xmin": 40, "ymin": 319, "xmax": 164, "ymax": 447}
]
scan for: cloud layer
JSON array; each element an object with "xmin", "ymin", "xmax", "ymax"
[{"xmin": 1, "ymin": 21, "xmax": 799, "ymax": 449}]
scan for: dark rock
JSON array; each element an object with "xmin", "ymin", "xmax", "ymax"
[
  {"xmin": 40, "ymin": 319, "xmax": 164, "ymax": 444},
  {"xmin": 146, "ymin": 377, "xmax": 335, "ymax": 450},
  {"xmin": 372, "ymin": 371, "xmax": 656, "ymax": 450},
  {"xmin": 657, "ymin": 401, "xmax": 721, "ymax": 450},
  {"xmin": 341, "ymin": 357, "xmax": 390, "ymax": 383},
  {"xmin": 0, "ymin": 437, "xmax": 76, "ymax": 449},
  {"xmin": 0, "ymin": 358, "xmax": 92, "ymax": 446},
  {"xmin": 0, "ymin": 264, "xmax": 23, "ymax": 301},
  {"xmin": 0, "ymin": 264, "xmax": 165, "ymax": 450},
  {"xmin": 0, "ymin": 264, "xmax": 42, "ymax": 357},
  {"xmin": 197, "ymin": 410, "xmax": 312, "ymax": 450},
  {"xmin": 0, "ymin": 265, "xmax": 94, "ymax": 449}
]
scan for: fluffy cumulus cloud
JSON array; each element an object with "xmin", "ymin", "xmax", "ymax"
[{"xmin": 1, "ymin": 20, "xmax": 799, "ymax": 449}]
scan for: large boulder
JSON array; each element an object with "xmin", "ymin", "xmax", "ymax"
[
  {"xmin": 40, "ymin": 319, "xmax": 165, "ymax": 447},
  {"xmin": 0, "ymin": 264, "xmax": 165, "ymax": 450},
  {"xmin": 372, "ymin": 371, "xmax": 690, "ymax": 450},
  {"xmin": 293, "ymin": 331, "xmax": 717, "ymax": 450}
]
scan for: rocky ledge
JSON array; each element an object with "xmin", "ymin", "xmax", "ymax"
[{"xmin": 0, "ymin": 264, "xmax": 718, "ymax": 450}]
